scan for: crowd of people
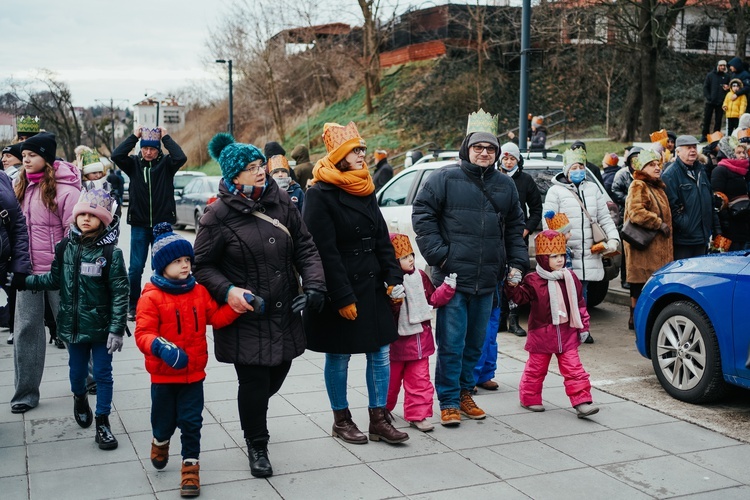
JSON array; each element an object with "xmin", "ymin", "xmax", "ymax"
[{"xmin": 3, "ymin": 102, "xmax": 748, "ymax": 497}]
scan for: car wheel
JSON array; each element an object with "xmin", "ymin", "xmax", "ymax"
[
  {"xmin": 194, "ymin": 211, "xmax": 201, "ymax": 233},
  {"xmin": 649, "ymin": 301, "xmax": 729, "ymax": 404},
  {"xmin": 585, "ymin": 280, "xmax": 608, "ymax": 308}
]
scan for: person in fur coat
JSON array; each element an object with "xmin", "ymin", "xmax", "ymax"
[
  {"xmin": 386, "ymin": 233, "xmax": 456, "ymax": 432},
  {"xmin": 623, "ymin": 149, "xmax": 673, "ymax": 330},
  {"xmin": 505, "ymin": 230, "xmax": 599, "ymax": 419}
]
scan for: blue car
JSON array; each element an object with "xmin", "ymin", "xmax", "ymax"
[{"xmin": 634, "ymin": 252, "xmax": 750, "ymax": 403}]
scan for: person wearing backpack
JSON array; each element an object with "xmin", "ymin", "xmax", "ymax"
[{"xmin": 11, "ymin": 187, "xmax": 128, "ymax": 449}]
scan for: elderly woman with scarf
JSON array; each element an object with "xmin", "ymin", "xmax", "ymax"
[
  {"xmin": 711, "ymin": 136, "xmax": 750, "ymax": 250},
  {"xmin": 302, "ymin": 122, "xmax": 409, "ymax": 445},
  {"xmin": 193, "ymin": 134, "xmax": 326, "ymax": 478}
]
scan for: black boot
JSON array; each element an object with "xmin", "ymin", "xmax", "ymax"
[
  {"xmin": 73, "ymin": 393, "xmax": 93, "ymax": 428},
  {"xmin": 628, "ymin": 306, "xmax": 635, "ymax": 330},
  {"xmin": 95, "ymin": 414, "xmax": 118, "ymax": 450},
  {"xmin": 246, "ymin": 439, "xmax": 273, "ymax": 478},
  {"xmin": 497, "ymin": 315, "xmax": 508, "ymax": 333},
  {"xmin": 508, "ymin": 312, "xmax": 527, "ymax": 337}
]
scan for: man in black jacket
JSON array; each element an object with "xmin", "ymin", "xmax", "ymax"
[
  {"xmin": 412, "ymin": 112, "xmax": 528, "ymax": 426},
  {"xmin": 111, "ymin": 126, "xmax": 187, "ymax": 319},
  {"xmin": 701, "ymin": 60, "xmax": 730, "ymax": 142}
]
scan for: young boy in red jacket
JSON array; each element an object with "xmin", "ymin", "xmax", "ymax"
[{"xmin": 135, "ymin": 223, "xmax": 243, "ymax": 497}]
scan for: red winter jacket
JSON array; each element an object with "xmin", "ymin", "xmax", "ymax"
[
  {"xmin": 389, "ymin": 270, "xmax": 455, "ymax": 362},
  {"xmin": 504, "ymin": 271, "xmax": 589, "ymax": 354},
  {"xmin": 135, "ymin": 282, "xmax": 241, "ymax": 384}
]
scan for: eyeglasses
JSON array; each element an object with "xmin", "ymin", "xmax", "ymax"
[
  {"xmin": 243, "ymin": 164, "xmax": 265, "ymax": 174},
  {"xmin": 352, "ymin": 147, "xmax": 367, "ymax": 155},
  {"xmin": 471, "ymin": 144, "xmax": 497, "ymax": 154}
]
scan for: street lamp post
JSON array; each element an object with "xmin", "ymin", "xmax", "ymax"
[{"xmin": 215, "ymin": 59, "xmax": 234, "ymax": 136}]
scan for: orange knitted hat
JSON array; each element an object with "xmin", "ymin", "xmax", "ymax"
[
  {"xmin": 322, "ymin": 122, "xmax": 366, "ymax": 165},
  {"xmin": 390, "ymin": 233, "xmax": 414, "ymax": 260},
  {"xmin": 603, "ymin": 153, "xmax": 619, "ymax": 167},
  {"xmin": 707, "ymin": 131, "xmax": 724, "ymax": 144},
  {"xmin": 535, "ymin": 230, "xmax": 567, "ymax": 256},
  {"xmin": 544, "ymin": 210, "xmax": 570, "ymax": 232}
]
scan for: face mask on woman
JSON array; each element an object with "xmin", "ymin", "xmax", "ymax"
[{"xmin": 569, "ymin": 170, "xmax": 586, "ymax": 184}]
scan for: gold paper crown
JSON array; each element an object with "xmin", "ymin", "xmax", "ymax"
[
  {"xmin": 466, "ymin": 108, "xmax": 498, "ymax": 136},
  {"xmin": 544, "ymin": 211, "xmax": 570, "ymax": 232},
  {"xmin": 322, "ymin": 122, "xmax": 365, "ymax": 154},
  {"xmin": 707, "ymin": 131, "xmax": 724, "ymax": 144},
  {"xmin": 649, "ymin": 129, "xmax": 668, "ymax": 143},
  {"xmin": 738, "ymin": 129, "xmax": 750, "ymax": 142},
  {"xmin": 17, "ymin": 116, "xmax": 40, "ymax": 134},
  {"xmin": 81, "ymin": 150, "xmax": 100, "ymax": 166},
  {"xmin": 535, "ymin": 230, "xmax": 567, "ymax": 256},
  {"xmin": 267, "ymin": 155, "xmax": 290, "ymax": 172},
  {"xmin": 390, "ymin": 233, "xmax": 414, "ymax": 260},
  {"xmin": 632, "ymin": 149, "xmax": 661, "ymax": 171},
  {"xmin": 563, "ymin": 148, "xmax": 586, "ymax": 168}
]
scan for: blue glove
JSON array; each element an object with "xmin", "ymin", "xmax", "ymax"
[{"xmin": 151, "ymin": 337, "xmax": 188, "ymax": 369}]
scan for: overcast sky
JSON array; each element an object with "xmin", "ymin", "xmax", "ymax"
[{"xmin": 1, "ymin": 0, "xmax": 519, "ymax": 109}]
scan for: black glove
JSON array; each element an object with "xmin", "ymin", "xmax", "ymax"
[
  {"xmin": 291, "ymin": 294, "xmax": 307, "ymax": 314},
  {"xmin": 7, "ymin": 272, "xmax": 27, "ymax": 291},
  {"xmin": 305, "ymin": 289, "xmax": 326, "ymax": 313}
]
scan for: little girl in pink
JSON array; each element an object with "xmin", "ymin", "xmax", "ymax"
[{"xmin": 386, "ymin": 233, "xmax": 456, "ymax": 431}]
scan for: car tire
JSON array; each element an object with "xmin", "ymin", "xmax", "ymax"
[
  {"xmin": 649, "ymin": 301, "xmax": 729, "ymax": 404},
  {"xmin": 586, "ymin": 280, "xmax": 608, "ymax": 308},
  {"xmin": 194, "ymin": 211, "xmax": 201, "ymax": 233}
]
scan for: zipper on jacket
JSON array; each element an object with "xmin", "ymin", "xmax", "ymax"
[
  {"xmin": 72, "ymin": 243, "xmax": 83, "ymax": 343},
  {"xmin": 476, "ymin": 169, "xmax": 485, "ymax": 294},
  {"xmin": 193, "ymin": 307, "xmax": 198, "ymax": 332},
  {"xmin": 556, "ymin": 324, "xmax": 562, "ymax": 353},
  {"xmin": 144, "ymin": 162, "xmax": 153, "ymax": 227},
  {"xmin": 176, "ymin": 309, "xmax": 182, "ymax": 335},
  {"xmin": 416, "ymin": 330, "xmax": 423, "ymax": 359}
]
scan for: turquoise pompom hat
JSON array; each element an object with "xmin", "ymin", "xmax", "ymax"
[{"xmin": 208, "ymin": 133, "xmax": 266, "ymax": 184}]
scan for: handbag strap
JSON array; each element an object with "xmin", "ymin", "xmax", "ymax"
[
  {"xmin": 460, "ymin": 166, "xmax": 504, "ymax": 219},
  {"xmin": 570, "ymin": 190, "xmax": 597, "ymax": 225},
  {"xmin": 251, "ymin": 210, "xmax": 292, "ymax": 239}
]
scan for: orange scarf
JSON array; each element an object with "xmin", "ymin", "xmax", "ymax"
[{"xmin": 312, "ymin": 157, "xmax": 375, "ymax": 196}]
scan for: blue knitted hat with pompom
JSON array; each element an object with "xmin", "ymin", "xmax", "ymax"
[
  {"xmin": 208, "ymin": 133, "xmax": 266, "ymax": 185},
  {"xmin": 152, "ymin": 223, "xmax": 194, "ymax": 276}
]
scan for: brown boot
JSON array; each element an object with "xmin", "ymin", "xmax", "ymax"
[
  {"xmin": 180, "ymin": 459, "xmax": 200, "ymax": 497},
  {"xmin": 332, "ymin": 408, "xmax": 368, "ymax": 444},
  {"xmin": 150, "ymin": 438, "xmax": 170, "ymax": 470},
  {"xmin": 368, "ymin": 407, "xmax": 409, "ymax": 444}
]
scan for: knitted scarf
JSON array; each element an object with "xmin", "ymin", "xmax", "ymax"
[
  {"xmin": 150, "ymin": 274, "xmax": 196, "ymax": 295},
  {"xmin": 397, "ymin": 270, "xmax": 433, "ymax": 336},
  {"xmin": 535, "ymin": 265, "xmax": 583, "ymax": 329},
  {"xmin": 311, "ymin": 157, "xmax": 374, "ymax": 196}
]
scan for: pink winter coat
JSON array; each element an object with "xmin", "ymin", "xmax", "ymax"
[
  {"xmin": 389, "ymin": 269, "xmax": 455, "ymax": 362},
  {"xmin": 21, "ymin": 160, "xmax": 81, "ymax": 274},
  {"xmin": 504, "ymin": 271, "xmax": 590, "ymax": 354}
]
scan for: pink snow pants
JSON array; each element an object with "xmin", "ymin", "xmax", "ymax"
[
  {"xmin": 519, "ymin": 349, "xmax": 592, "ymax": 407},
  {"xmin": 387, "ymin": 358, "xmax": 434, "ymax": 421}
]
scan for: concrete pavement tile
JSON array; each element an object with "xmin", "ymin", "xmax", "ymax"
[
  {"xmin": 287, "ymin": 358, "xmax": 324, "ymax": 376},
  {"xmin": 144, "ymin": 448, "xmax": 254, "ymax": 492},
  {"xmin": 0, "ymin": 420, "xmax": 25, "ymax": 447},
  {"xmin": 111, "ymin": 387, "xmax": 151, "ymax": 411},
  {"xmin": 0, "ymin": 445, "xmax": 28, "ymax": 478},
  {"xmin": 25, "ymin": 414, "xmax": 120, "ymax": 444},
  {"xmin": 267, "ymin": 437, "xmax": 361, "ymax": 475},
  {"xmin": 266, "ymin": 413, "xmax": 331, "ymax": 443},
  {"xmin": 204, "ymin": 399, "xmax": 241, "ymax": 423},
  {"xmin": 35, "ymin": 378, "xmax": 72, "ymax": 400},
  {"xmin": 600, "ymin": 455, "xmax": 740, "ymax": 497},
  {"xmin": 680, "ymin": 444, "xmax": 750, "ymax": 483},
  {"xmin": 674, "ymin": 485, "xmax": 750, "ymax": 499},
  {"xmin": 588, "ymin": 387, "xmax": 638, "ymax": 404},
  {"xmin": 339, "ymin": 429, "xmax": 451, "ymax": 462},
  {"xmin": 165, "ymin": 478, "xmax": 282, "ymax": 499},
  {"xmin": 508, "ymin": 467, "xmax": 652, "ymax": 499},
  {"xmin": 203, "ymin": 379, "xmax": 238, "ymax": 402},
  {"xmin": 592, "ymin": 401, "xmax": 677, "ymax": 430},
  {"xmin": 368, "ymin": 451, "xmax": 499, "ymax": 496},
  {"xmin": 0, "ymin": 475, "xmax": 29, "ymax": 500},
  {"xmin": 269, "ymin": 463, "xmax": 402, "ymax": 499},
  {"xmin": 202, "ymin": 364, "xmax": 239, "ymax": 383},
  {"xmin": 30, "ymin": 460, "xmax": 153, "ymax": 499},
  {"xmin": 410, "ymin": 481, "xmax": 530, "ymax": 499},
  {"xmin": 427, "ymin": 417, "xmax": 531, "ymax": 451},
  {"xmin": 28, "ymin": 432, "xmax": 139, "ymax": 473},
  {"xmin": 460, "ymin": 440, "xmax": 585, "ymax": 480},
  {"xmin": 277, "ymin": 372, "xmax": 328, "ymax": 395},
  {"xmin": 120, "ymin": 406, "xmax": 217, "ymax": 435},
  {"xmin": 130, "ymin": 422, "xmax": 237, "ymax": 460},
  {"xmin": 13, "ymin": 395, "xmax": 72, "ymax": 421},
  {"xmin": 113, "ymin": 372, "xmax": 152, "ymax": 391},
  {"xmin": 283, "ymin": 390, "xmax": 363, "ymax": 415},
  {"xmin": 496, "ymin": 408, "xmax": 607, "ymax": 439},
  {"xmin": 542, "ymin": 429, "xmax": 666, "ymax": 466},
  {"xmin": 496, "ymin": 355, "xmax": 527, "ymax": 372},
  {"xmin": 620, "ymin": 421, "xmax": 743, "ymax": 454}
]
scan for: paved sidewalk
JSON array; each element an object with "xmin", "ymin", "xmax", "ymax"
[{"xmin": 3, "ymin": 330, "xmax": 750, "ymax": 500}]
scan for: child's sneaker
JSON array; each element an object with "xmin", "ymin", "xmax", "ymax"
[
  {"xmin": 440, "ymin": 408, "xmax": 461, "ymax": 426},
  {"xmin": 180, "ymin": 459, "xmax": 200, "ymax": 497},
  {"xmin": 575, "ymin": 403, "xmax": 600, "ymax": 419},
  {"xmin": 151, "ymin": 439, "xmax": 170, "ymax": 469},
  {"xmin": 521, "ymin": 403, "xmax": 545, "ymax": 412},
  {"xmin": 459, "ymin": 389, "xmax": 486, "ymax": 419},
  {"xmin": 409, "ymin": 419, "xmax": 434, "ymax": 432}
]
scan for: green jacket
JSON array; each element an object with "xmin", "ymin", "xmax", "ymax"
[{"xmin": 26, "ymin": 219, "xmax": 129, "ymax": 344}]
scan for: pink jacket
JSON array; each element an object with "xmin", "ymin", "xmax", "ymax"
[
  {"xmin": 505, "ymin": 271, "xmax": 590, "ymax": 354},
  {"xmin": 389, "ymin": 270, "xmax": 455, "ymax": 362},
  {"xmin": 21, "ymin": 160, "xmax": 81, "ymax": 274}
]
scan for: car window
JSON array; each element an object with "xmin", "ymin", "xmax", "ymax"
[
  {"xmin": 174, "ymin": 175, "xmax": 200, "ymax": 190},
  {"xmin": 416, "ymin": 169, "xmax": 434, "ymax": 194},
  {"xmin": 379, "ymin": 169, "xmax": 419, "ymax": 207}
]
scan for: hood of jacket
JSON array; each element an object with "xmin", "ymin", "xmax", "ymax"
[
  {"xmin": 458, "ymin": 133, "xmax": 498, "ymax": 173},
  {"xmin": 52, "ymin": 159, "xmax": 82, "ymax": 188},
  {"xmin": 291, "ymin": 144, "xmax": 310, "ymax": 163},
  {"xmin": 728, "ymin": 57, "xmax": 745, "ymax": 71}
]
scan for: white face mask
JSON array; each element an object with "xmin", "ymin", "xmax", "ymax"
[{"xmin": 274, "ymin": 177, "xmax": 291, "ymax": 190}]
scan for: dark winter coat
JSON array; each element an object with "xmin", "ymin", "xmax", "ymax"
[
  {"xmin": 372, "ymin": 159, "xmax": 394, "ymax": 192},
  {"xmin": 728, "ymin": 57, "xmax": 750, "ymax": 97},
  {"xmin": 0, "ymin": 171, "xmax": 31, "ymax": 280},
  {"xmin": 711, "ymin": 160, "xmax": 750, "ymax": 247},
  {"xmin": 302, "ymin": 181, "xmax": 402, "ymax": 354},
  {"xmin": 193, "ymin": 179, "xmax": 326, "ymax": 366},
  {"xmin": 412, "ymin": 133, "xmax": 529, "ymax": 294},
  {"xmin": 504, "ymin": 166, "xmax": 543, "ymax": 235},
  {"xmin": 530, "ymin": 126, "xmax": 547, "ymax": 151},
  {"xmin": 291, "ymin": 145, "xmax": 314, "ymax": 191},
  {"xmin": 602, "ymin": 165, "xmax": 620, "ymax": 199},
  {"xmin": 624, "ymin": 173, "xmax": 673, "ymax": 284},
  {"xmin": 25, "ymin": 221, "xmax": 129, "ymax": 344},
  {"xmin": 662, "ymin": 157, "xmax": 721, "ymax": 246},
  {"xmin": 111, "ymin": 134, "xmax": 187, "ymax": 227},
  {"xmin": 704, "ymin": 68, "xmax": 731, "ymax": 105}
]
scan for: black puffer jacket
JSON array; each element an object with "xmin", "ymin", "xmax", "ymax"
[
  {"xmin": 0, "ymin": 171, "xmax": 31, "ymax": 280},
  {"xmin": 703, "ymin": 68, "xmax": 730, "ymax": 105},
  {"xmin": 111, "ymin": 134, "xmax": 187, "ymax": 227},
  {"xmin": 412, "ymin": 134, "xmax": 528, "ymax": 294},
  {"xmin": 193, "ymin": 179, "xmax": 326, "ymax": 366},
  {"xmin": 505, "ymin": 166, "xmax": 543, "ymax": 235}
]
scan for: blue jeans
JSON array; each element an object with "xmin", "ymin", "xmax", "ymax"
[
  {"xmin": 474, "ymin": 305, "xmax": 501, "ymax": 385},
  {"xmin": 68, "ymin": 342, "xmax": 113, "ymax": 416},
  {"xmin": 151, "ymin": 381, "xmax": 204, "ymax": 460},
  {"xmin": 128, "ymin": 225, "xmax": 154, "ymax": 310},
  {"xmin": 435, "ymin": 291, "xmax": 493, "ymax": 409},
  {"xmin": 325, "ymin": 345, "xmax": 390, "ymax": 410}
]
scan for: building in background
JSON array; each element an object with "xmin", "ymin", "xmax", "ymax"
[{"xmin": 133, "ymin": 94, "xmax": 185, "ymax": 132}]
